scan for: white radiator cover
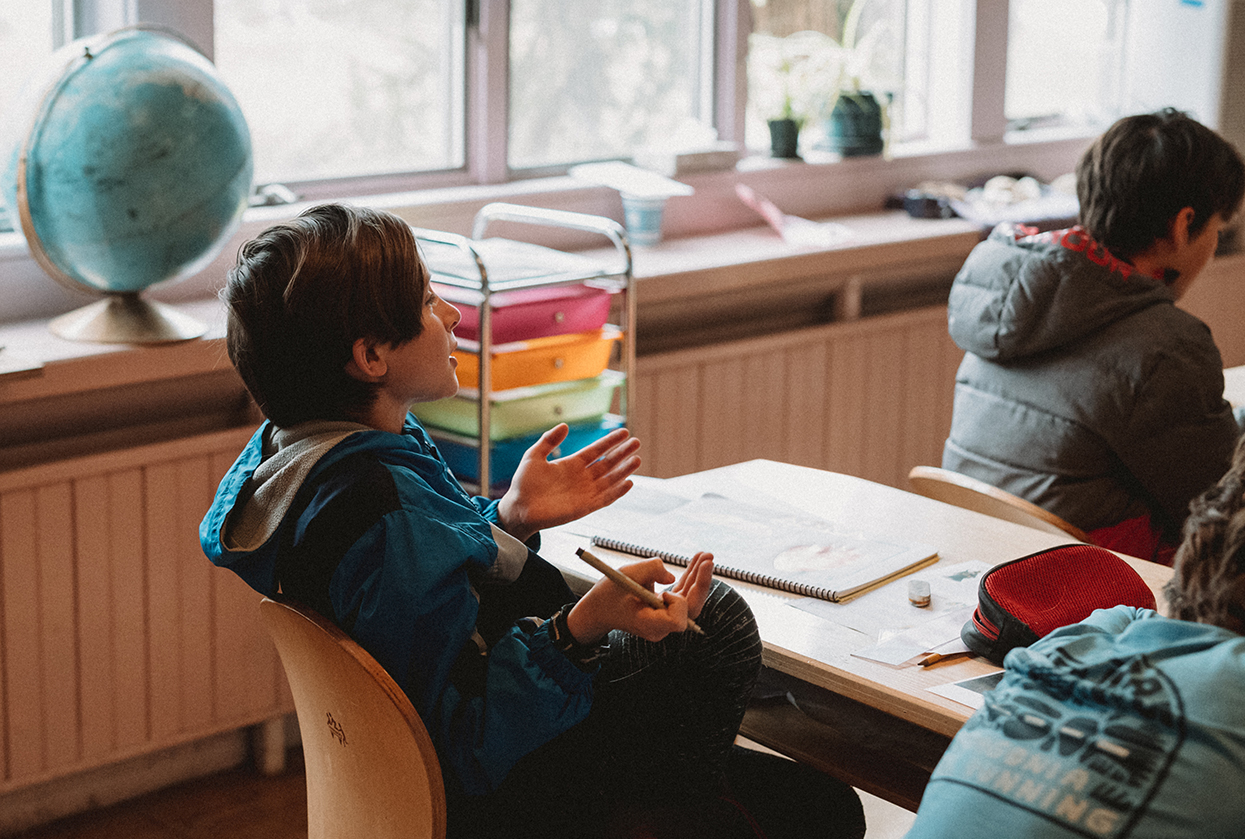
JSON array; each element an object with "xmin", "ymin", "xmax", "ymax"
[
  {"xmin": 0, "ymin": 303, "xmax": 959, "ymax": 796},
  {"xmin": 0, "ymin": 426, "xmax": 290, "ymax": 794},
  {"xmin": 630, "ymin": 304, "xmax": 962, "ymax": 489}
]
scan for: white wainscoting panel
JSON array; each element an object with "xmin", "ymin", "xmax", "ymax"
[
  {"xmin": 631, "ymin": 305, "xmax": 963, "ymax": 488},
  {"xmin": 0, "ymin": 425, "xmax": 290, "ymax": 794}
]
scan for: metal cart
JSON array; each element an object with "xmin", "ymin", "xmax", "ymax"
[{"xmin": 412, "ymin": 202, "xmax": 635, "ymax": 494}]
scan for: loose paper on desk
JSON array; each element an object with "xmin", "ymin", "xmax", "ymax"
[
  {"xmin": 928, "ymin": 670, "xmax": 1005, "ymax": 711},
  {"xmin": 569, "ymin": 482, "xmax": 937, "ymax": 603},
  {"xmin": 797, "ymin": 559, "xmax": 991, "ymax": 643},
  {"xmin": 736, "ymin": 184, "xmax": 852, "ymax": 248},
  {"xmin": 850, "ymin": 605, "xmax": 975, "ymax": 668}
]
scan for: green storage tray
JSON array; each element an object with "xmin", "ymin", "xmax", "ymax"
[{"xmin": 412, "ymin": 370, "xmax": 624, "ymax": 438}]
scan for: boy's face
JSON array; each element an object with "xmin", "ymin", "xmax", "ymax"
[{"xmin": 382, "ymin": 285, "xmax": 462, "ymax": 406}]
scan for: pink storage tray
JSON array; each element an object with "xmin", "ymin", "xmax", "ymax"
[{"xmin": 434, "ymin": 282, "xmax": 613, "ymax": 344}]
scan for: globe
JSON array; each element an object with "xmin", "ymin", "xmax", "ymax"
[{"xmin": 0, "ymin": 26, "xmax": 253, "ymax": 342}]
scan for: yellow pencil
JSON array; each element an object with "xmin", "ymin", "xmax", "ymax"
[{"xmin": 575, "ymin": 547, "xmax": 705, "ymax": 636}]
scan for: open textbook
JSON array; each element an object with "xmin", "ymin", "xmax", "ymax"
[{"xmin": 576, "ymin": 484, "xmax": 938, "ymax": 603}]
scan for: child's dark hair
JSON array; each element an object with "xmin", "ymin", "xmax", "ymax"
[
  {"xmin": 1076, "ymin": 108, "xmax": 1245, "ymax": 260},
  {"xmin": 224, "ymin": 203, "xmax": 429, "ymax": 427},
  {"xmin": 1165, "ymin": 433, "xmax": 1245, "ymax": 634}
]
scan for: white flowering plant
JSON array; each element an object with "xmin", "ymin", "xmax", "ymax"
[{"xmin": 747, "ymin": 0, "xmax": 901, "ymax": 125}]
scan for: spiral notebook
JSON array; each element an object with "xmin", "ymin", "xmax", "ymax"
[{"xmin": 584, "ymin": 490, "xmax": 938, "ymax": 603}]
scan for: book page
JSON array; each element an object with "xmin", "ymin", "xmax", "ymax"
[{"xmin": 570, "ymin": 484, "xmax": 936, "ymax": 601}]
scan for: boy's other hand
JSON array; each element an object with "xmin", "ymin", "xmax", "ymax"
[
  {"xmin": 568, "ymin": 558, "xmax": 693, "ymax": 643},
  {"xmin": 497, "ymin": 424, "xmax": 641, "ymax": 543}
]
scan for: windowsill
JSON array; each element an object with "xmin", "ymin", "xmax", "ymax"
[
  {"xmin": 0, "ymin": 207, "xmax": 987, "ymax": 468},
  {"xmin": 1, "ymin": 133, "xmax": 1096, "ymax": 324},
  {"xmin": 6, "ymin": 198, "xmax": 1243, "ymax": 472},
  {"xmin": 0, "ymin": 132, "xmax": 1103, "ymax": 467}
]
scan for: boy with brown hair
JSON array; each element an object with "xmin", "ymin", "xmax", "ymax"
[
  {"xmin": 943, "ymin": 108, "xmax": 1245, "ymax": 563},
  {"xmin": 200, "ymin": 203, "xmax": 864, "ymax": 838}
]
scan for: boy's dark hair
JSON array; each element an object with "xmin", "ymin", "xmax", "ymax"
[
  {"xmin": 1076, "ymin": 108, "xmax": 1245, "ymax": 260},
  {"xmin": 1165, "ymin": 433, "xmax": 1245, "ymax": 634},
  {"xmin": 224, "ymin": 203, "xmax": 429, "ymax": 427}
]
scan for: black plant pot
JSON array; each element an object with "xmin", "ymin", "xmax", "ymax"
[
  {"xmin": 820, "ymin": 91, "xmax": 885, "ymax": 157},
  {"xmin": 767, "ymin": 118, "xmax": 801, "ymax": 159}
]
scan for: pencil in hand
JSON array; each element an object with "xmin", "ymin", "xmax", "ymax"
[{"xmin": 575, "ymin": 547, "xmax": 705, "ymax": 636}]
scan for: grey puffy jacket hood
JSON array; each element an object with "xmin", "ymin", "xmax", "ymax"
[{"xmin": 949, "ymin": 225, "xmax": 1175, "ymax": 362}]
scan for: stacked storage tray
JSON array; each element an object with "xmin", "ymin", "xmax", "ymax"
[
  {"xmin": 452, "ymin": 326, "xmax": 623, "ymax": 391},
  {"xmin": 413, "ymin": 370, "xmax": 626, "ymax": 438},
  {"xmin": 409, "ymin": 203, "xmax": 634, "ymax": 494}
]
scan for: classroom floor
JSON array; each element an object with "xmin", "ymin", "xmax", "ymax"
[
  {"xmin": 13, "ymin": 752, "xmax": 309, "ymax": 839},
  {"xmin": 12, "ymin": 750, "xmax": 915, "ymax": 839}
]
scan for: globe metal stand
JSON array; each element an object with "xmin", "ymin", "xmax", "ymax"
[{"xmin": 47, "ymin": 294, "xmax": 207, "ymax": 344}]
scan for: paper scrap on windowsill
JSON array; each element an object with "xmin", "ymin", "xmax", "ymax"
[
  {"xmin": 568, "ymin": 161, "xmax": 695, "ymax": 198},
  {"xmin": 736, "ymin": 183, "xmax": 853, "ymax": 248},
  {"xmin": 0, "ymin": 345, "xmax": 44, "ymax": 380}
]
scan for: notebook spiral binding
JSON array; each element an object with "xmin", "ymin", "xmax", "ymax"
[{"xmin": 588, "ymin": 535, "xmax": 837, "ymax": 600}]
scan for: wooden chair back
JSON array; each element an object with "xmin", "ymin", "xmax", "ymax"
[
  {"xmin": 907, "ymin": 465, "xmax": 1090, "ymax": 543},
  {"xmin": 260, "ymin": 596, "xmax": 447, "ymax": 839}
]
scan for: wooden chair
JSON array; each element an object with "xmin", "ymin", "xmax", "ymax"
[
  {"xmin": 907, "ymin": 465, "xmax": 1090, "ymax": 543},
  {"xmin": 260, "ymin": 596, "xmax": 447, "ymax": 839}
]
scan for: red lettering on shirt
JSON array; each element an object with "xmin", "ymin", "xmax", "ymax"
[
  {"xmin": 1051, "ymin": 227, "xmax": 1145, "ymax": 281},
  {"xmin": 1060, "ymin": 229, "xmax": 1089, "ymax": 252}
]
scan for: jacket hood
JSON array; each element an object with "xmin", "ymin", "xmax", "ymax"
[
  {"xmin": 948, "ymin": 225, "xmax": 1175, "ymax": 362},
  {"xmin": 199, "ymin": 417, "xmax": 499, "ymax": 596}
]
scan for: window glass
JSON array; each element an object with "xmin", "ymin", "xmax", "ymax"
[
  {"xmin": 212, "ymin": 0, "xmax": 466, "ymax": 186},
  {"xmin": 1006, "ymin": 0, "xmax": 1128, "ymax": 131},
  {"xmin": 0, "ymin": 3, "xmax": 56, "ymax": 118},
  {"xmin": 746, "ymin": 0, "xmax": 910, "ymax": 154},
  {"xmin": 0, "ymin": 2, "xmax": 57, "ymax": 230},
  {"xmin": 508, "ymin": 0, "xmax": 716, "ymax": 170}
]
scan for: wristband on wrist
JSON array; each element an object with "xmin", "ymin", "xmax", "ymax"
[{"xmin": 549, "ymin": 603, "xmax": 608, "ymax": 670}]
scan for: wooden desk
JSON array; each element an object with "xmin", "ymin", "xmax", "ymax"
[{"xmin": 541, "ymin": 459, "xmax": 1174, "ymax": 810}]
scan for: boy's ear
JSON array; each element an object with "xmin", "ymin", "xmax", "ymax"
[
  {"xmin": 345, "ymin": 337, "xmax": 387, "ymax": 382},
  {"xmin": 1168, "ymin": 206, "xmax": 1197, "ymax": 248}
]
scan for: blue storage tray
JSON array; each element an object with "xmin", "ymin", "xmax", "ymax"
[{"xmin": 430, "ymin": 416, "xmax": 624, "ymax": 488}]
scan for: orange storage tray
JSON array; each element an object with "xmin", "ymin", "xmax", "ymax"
[{"xmin": 454, "ymin": 326, "xmax": 621, "ymax": 391}]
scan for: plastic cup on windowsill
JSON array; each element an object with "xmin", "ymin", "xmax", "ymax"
[{"xmin": 621, "ymin": 193, "xmax": 667, "ymax": 248}]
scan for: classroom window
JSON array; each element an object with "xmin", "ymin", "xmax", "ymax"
[
  {"xmin": 508, "ymin": 0, "xmax": 716, "ymax": 171},
  {"xmin": 0, "ymin": 0, "xmax": 1231, "ymax": 210},
  {"xmin": 0, "ymin": 4, "xmax": 58, "ymax": 119},
  {"xmin": 212, "ymin": 0, "xmax": 467, "ymax": 186},
  {"xmin": 746, "ymin": 0, "xmax": 915, "ymax": 152},
  {"xmin": 1005, "ymin": 0, "xmax": 1129, "ymax": 132}
]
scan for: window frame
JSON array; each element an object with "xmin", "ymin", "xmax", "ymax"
[
  {"xmin": 69, "ymin": 0, "xmax": 1083, "ymax": 197},
  {"xmin": 6, "ymin": 0, "xmax": 1211, "ymax": 326},
  {"xmin": 118, "ymin": 0, "xmax": 1040, "ymax": 192}
]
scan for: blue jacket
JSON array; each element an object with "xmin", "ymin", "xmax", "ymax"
[
  {"xmin": 943, "ymin": 224, "xmax": 1239, "ymax": 538},
  {"xmin": 907, "ymin": 606, "xmax": 1245, "ymax": 838},
  {"xmin": 199, "ymin": 417, "xmax": 594, "ymax": 795}
]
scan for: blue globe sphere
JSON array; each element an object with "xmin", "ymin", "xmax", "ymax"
[{"xmin": 1, "ymin": 27, "xmax": 252, "ymax": 335}]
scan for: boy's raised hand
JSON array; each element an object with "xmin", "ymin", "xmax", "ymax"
[{"xmin": 497, "ymin": 424, "xmax": 641, "ymax": 543}]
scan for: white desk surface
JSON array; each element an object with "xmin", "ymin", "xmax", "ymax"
[{"xmin": 542, "ymin": 459, "xmax": 1174, "ymax": 739}]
